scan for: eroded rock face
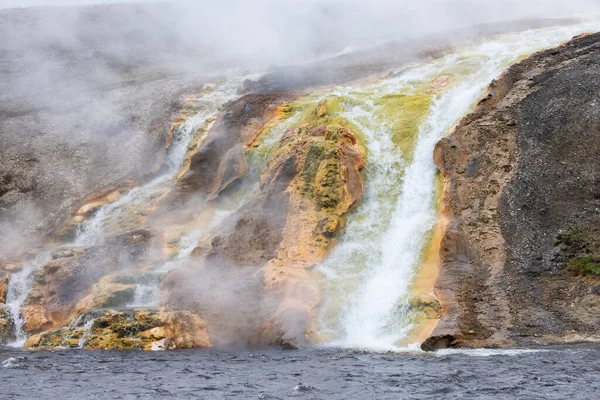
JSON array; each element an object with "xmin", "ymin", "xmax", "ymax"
[
  {"xmin": 21, "ymin": 230, "xmax": 157, "ymax": 334},
  {"xmin": 425, "ymin": 33, "xmax": 600, "ymax": 351},
  {"xmin": 16, "ymin": 90, "xmax": 365, "ymax": 350},
  {"xmin": 256, "ymin": 121, "xmax": 365, "ymax": 344}
]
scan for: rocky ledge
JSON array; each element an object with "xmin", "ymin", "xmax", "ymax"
[
  {"xmin": 25, "ymin": 309, "xmax": 209, "ymax": 350},
  {"xmin": 424, "ymin": 32, "xmax": 600, "ymax": 351}
]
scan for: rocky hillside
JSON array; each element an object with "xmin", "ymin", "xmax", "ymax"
[
  {"xmin": 424, "ymin": 32, "xmax": 600, "ymax": 350},
  {"xmin": 1, "ymin": 3, "xmax": 596, "ymax": 351}
]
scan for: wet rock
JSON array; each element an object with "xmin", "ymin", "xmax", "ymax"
[
  {"xmin": 420, "ymin": 335, "xmax": 457, "ymax": 352},
  {"xmin": 26, "ymin": 309, "xmax": 210, "ymax": 350},
  {"xmin": 245, "ymin": 97, "xmax": 365, "ymax": 344},
  {"xmin": 429, "ymin": 75, "xmax": 453, "ymax": 92},
  {"xmin": 280, "ymin": 338, "xmax": 299, "ymax": 350},
  {"xmin": 76, "ymin": 279, "xmax": 137, "ymax": 311},
  {"xmin": 175, "ymin": 92, "xmax": 296, "ymax": 200},
  {"xmin": 189, "ymin": 247, "xmax": 205, "ymax": 258},
  {"xmin": 0, "ymin": 305, "xmax": 16, "ymax": 343},
  {"xmin": 408, "ymin": 297, "xmax": 441, "ymax": 320},
  {"xmin": 22, "ymin": 230, "xmax": 156, "ymax": 334},
  {"xmin": 164, "ymin": 96, "xmax": 366, "ymax": 346},
  {"xmin": 161, "ymin": 310, "xmax": 211, "ymax": 349},
  {"xmin": 0, "ymin": 270, "xmax": 9, "ymax": 303}
]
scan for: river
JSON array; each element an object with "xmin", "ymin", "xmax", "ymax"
[{"xmin": 2, "ymin": 344, "xmax": 600, "ymax": 399}]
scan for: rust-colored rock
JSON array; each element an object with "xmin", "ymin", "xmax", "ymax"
[
  {"xmin": 175, "ymin": 92, "xmax": 297, "ymax": 200},
  {"xmin": 161, "ymin": 310, "xmax": 210, "ymax": 349},
  {"xmin": 0, "ymin": 270, "xmax": 9, "ymax": 304}
]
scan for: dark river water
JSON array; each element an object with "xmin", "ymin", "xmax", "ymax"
[{"xmin": 1, "ymin": 344, "xmax": 599, "ymax": 399}]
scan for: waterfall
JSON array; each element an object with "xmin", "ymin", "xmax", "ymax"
[
  {"xmin": 3, "ymin": 20, "xmax": 599, "ymax": 350},
  {"xmin": 316, "ymin": 22, "xmax": 600, "ymax": 351}
]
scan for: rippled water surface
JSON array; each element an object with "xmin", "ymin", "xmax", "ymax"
[{"xmin": 2, "ymin": 345, "xmax": 600, "ymax": 399}]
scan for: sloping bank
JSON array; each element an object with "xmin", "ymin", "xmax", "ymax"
[{"xmin": 424, "ymin": 32, "xmax": 600, "ymax": 351}]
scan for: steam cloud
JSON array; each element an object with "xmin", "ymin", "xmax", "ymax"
[
  {"xmin": 1, "ymin": 0, "xmax": 599, "ymax": 254},
  {"xmin": 0, "ymin": 1, "xmax": 599, "ymax": 300}
]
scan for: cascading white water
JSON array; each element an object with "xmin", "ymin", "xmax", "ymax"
[
  {"xmin": 317, "ymin": 22, "xmax": 600, "ymax": 351},
  {"xmin": 2, "ymin": 74, "xmax": 304, "ymax": 347},
  {"xmin": 5, "ymin": 252, "xmax": 52, "ymax": 347},
  {"xmin": 75, "ymin": 76, "xmax": 253, "ymax": 246},
  {"xmin": 77, "ymin": 318, "xmax": 96, "ymax": 349},
  {"xmin": 131, "ymin": 108, "xmax": 302, "ymax": 305},
  {"xmin": 123, "ymin": 109, "xmax": 303, "ymax": 309}
]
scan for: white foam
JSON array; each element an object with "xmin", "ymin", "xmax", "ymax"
[{"xmin": 433, "ymin": 348, "xmax": 547, "ymax": 357}]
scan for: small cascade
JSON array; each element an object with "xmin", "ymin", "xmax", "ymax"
[
  {"xmin": 128, "ymin": 282, "xmax": 161, "ymax": 309},
  {"xmin": 2, "ymin": 76, "xmax": 258, "ymax": 345},
  {"xmin": 77, "ymin": 317, "xmax": 96, "ymax": 349},
  {"xmin": 2, "ymin": 75, "xmax": 304, "ymax": 347},
  {"xmin": 75, "ymin": 76, "xmax": 252, "ymax": 246},
  {"xmin": 5, "ymin": 252, "xmax": 52, "ymax": 347},
  {"xmin": 126, "ymin": 229, "xmax": 204, "ymax": 308}
]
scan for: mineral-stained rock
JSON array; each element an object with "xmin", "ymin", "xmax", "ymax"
[
  {"xmin": 21, "ymin": 230, "xmax": 157, "ymax": 334},
  {"xmin": 164, "ymin": 96, "xmax": 366, "ymax": 346},
  {"xmin": 175, "ymin": 92, "xmax": 296, "ymax": 200},
  {"xmin": 160, "ymin": 310, "xmax": 210, "ymax": 349},
  {"xmin": 426, "ymin": 32, "xmax": 600, "ymax": 350},
  {"xmin": 0, "ymin": 270, "xmax": 9, "ymax": 304},
  {"xmin": 255, "ymin": 116, "xmax": 365, "ymax": 345},
  {"xmin": 25, "ymin": 308, "xmax": 210, "ymax": 350},
  {"xmin": 0, "ymin": 304, "xmax": 15, "ymax": 343}
]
